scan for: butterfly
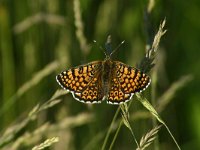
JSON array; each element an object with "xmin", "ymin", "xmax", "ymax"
[{"xmin": 56, "ymin": 39, "xmax": 151, "ymax": 105}]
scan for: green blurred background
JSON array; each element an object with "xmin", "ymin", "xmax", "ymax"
[{"xmin": 0, "ymin": 0, "xmax": 200, "ymax": 149}]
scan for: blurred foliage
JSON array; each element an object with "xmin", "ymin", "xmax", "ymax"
[{"xmin": 0, "ymin": 0, "xmax": 200, "ymax": 149}]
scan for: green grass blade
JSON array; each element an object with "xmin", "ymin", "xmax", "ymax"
[{"xmin": 136, "ymin": 93, "xmax": 181, "ymax": 150}]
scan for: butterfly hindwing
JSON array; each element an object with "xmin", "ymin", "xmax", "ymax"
[{"xmin": 73, "ymin": 71, "xmax": 104, "ymax": 103}]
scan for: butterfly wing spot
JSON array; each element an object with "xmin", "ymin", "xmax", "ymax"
[
  {"xmin": 75, "ymin": 82, "xmax": 79, "ymax": 86},
  {"xmin": 79, "ymin": 77, "xmax": 83, "ymax": 82}
]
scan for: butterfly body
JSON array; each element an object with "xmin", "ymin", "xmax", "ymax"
[
  {"xmin": 56, "ymin": 56, "xmax": 151, "ymax": 105},
  {"xmin": 101, "ymin": 58, "xmax": 114, "ymax": 98}
]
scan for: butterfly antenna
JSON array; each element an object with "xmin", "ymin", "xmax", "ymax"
[
  {"xmin": 110, "ymin": 40, "xmax": 125, "ymax": 57},
  {"xmin": 93, "ymin": 40, "xmax": 107, "ymax": 57}
]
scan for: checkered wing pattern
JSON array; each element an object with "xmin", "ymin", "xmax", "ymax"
[
  {"xmin": 107, "ymin": 61, "xmax": 151, "ymax": 104},
  {"xmin": 56, "ymin": 61, "xmax": 104, "ymax": 103}
]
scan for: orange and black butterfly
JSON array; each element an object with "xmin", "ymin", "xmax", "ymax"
[{"xmin": 56, "ymin": 37, "xmax": 151, "ymax": 105}]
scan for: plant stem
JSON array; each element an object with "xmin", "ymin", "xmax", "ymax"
[
  {"xmin": 108, "ymin": 120, "xmax": 123, "ymax": 150},
  {"xmin": 101, "ymin": 106, "xmax": 121, "ymax": 150},
  {"xmin": 151, "ymin": 69, "xmax": 160, "ymax": 150}
]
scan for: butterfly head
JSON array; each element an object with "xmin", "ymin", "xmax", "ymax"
[
  {"xmin": 105, "ymin": 35, "xmax": 125, "ymax": 59},
  {"xmin": 104, "ymin": 35, "xmax": 112, "ymax": 57},
  {"xmin": 94, "ymin": 35, "xmax": 125, "ymax": 60}
]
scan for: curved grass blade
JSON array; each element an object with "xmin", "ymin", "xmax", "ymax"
[{"xmin": 136, "ymin": 93, "xmax": 181, "ymax": 150}]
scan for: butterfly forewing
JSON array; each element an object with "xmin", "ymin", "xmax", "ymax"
[
  {"xmin": 107, "ymin": 61, "xmax": 151, "ymax": 104},
  {"xmin": 56, "ymin": 61, "xmax": 104, "ymax": 103}
]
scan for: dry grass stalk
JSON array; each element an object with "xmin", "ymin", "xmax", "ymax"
[{"xmin": 136, "ymin": 125, "xmax": 162, "ymax": 150}]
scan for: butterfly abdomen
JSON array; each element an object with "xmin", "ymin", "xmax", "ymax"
[{"xmin": 102, "ymin": 60, "xmax": 113, "ymax": 97}]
